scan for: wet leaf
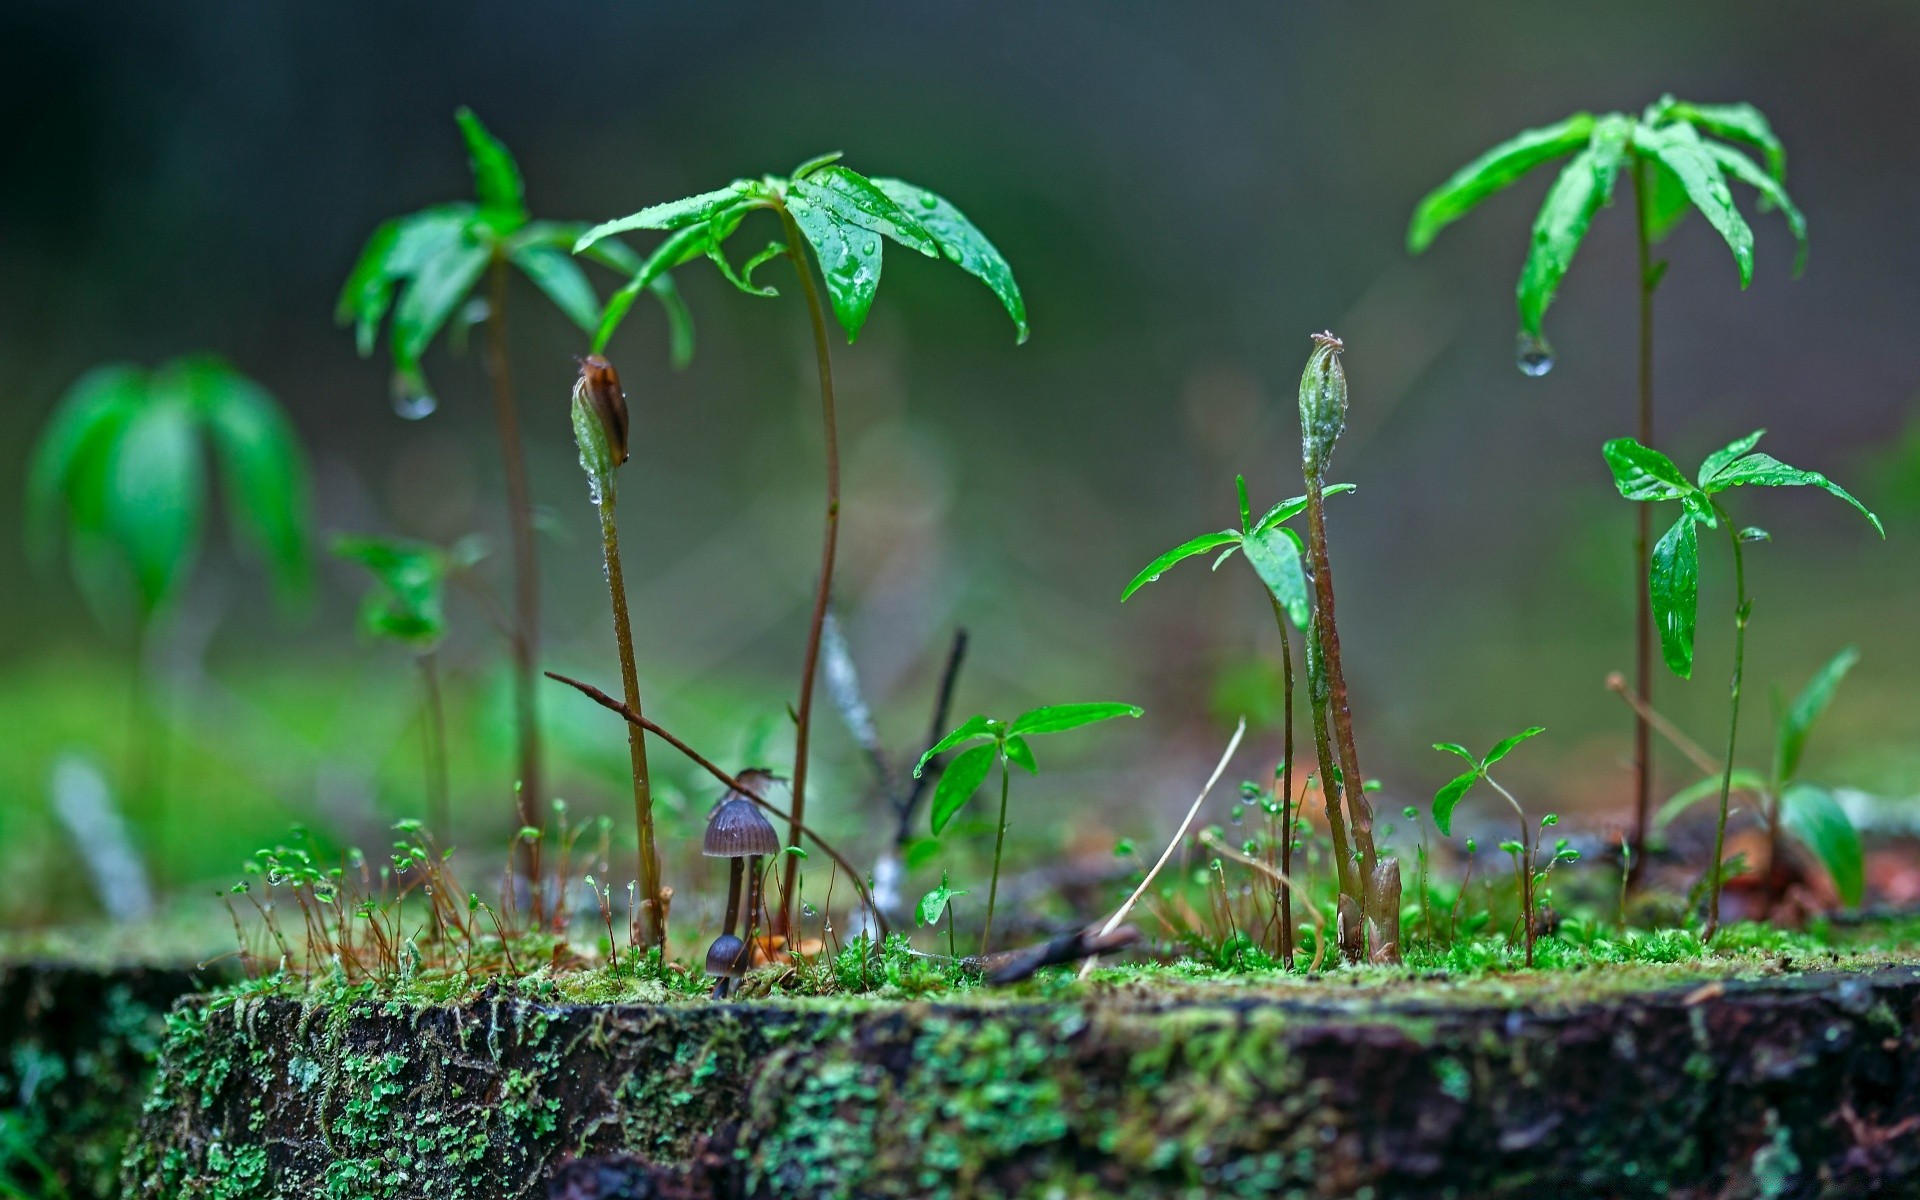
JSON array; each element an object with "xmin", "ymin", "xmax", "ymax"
[
  {"xmin": 392, "ymin": 243, "xmax": 491, "ymax": 366},
  {"xmin": 1703, "ymin": 453, "xmax": 1884, "ymax": 536},
  {"xmin": 1706, "ymin": 143, "xmax": 1806, "ymax": 277},
  {"xmin": 1650, "ymin": 513, "xmax": 1699, "ymax": 678},
  {"xmin": 1121, "ymin": 530, "xmax": 1239, "ymax": 601},
  {"xmin": 1482, "ymin": 726, "xmax": 1545, "ymax": 768},
  {"xmin": 1781, "ymin": 783, "xmax": 1863, "ymax": 907},
  {"xmin": 1407, "ymin": 112, "xmax": 1597, "ymax": 254},
  {"xmin": 915, "ymin": 715, "xmax": 1000, "ymax": 778},
  {"xmin": 874, "ymin": 179, "xmax": 1028, "ymax": 343},
  {"xmin": 1603, "ymin": 437, "xmax": 1694, "ymax": 503},
  {"xmin": 785, "ymin": 194, "xmax": 885, "ymax": 342},
  {"xmin": 1432, "ymin": 770, "xmax": 1480, "ymax": 838},
  {"xmin": 929, "ymin": 742, "xmax": 997, "ymax": 835},
  {"xmin": 1007, "ymin": 702, "xmax": 1143, "ymax": 738},
  {"xmin": 510, "ymin": 244, "xmax": 600, "ymax": 334},
  {"xmin": 1241, "ymin": 525, "xmax": 1310, "ymax": 630},
  {"xmin": 573, "ymin": 182, "xmax": 758, "ymax": 248},
  {"xmin": 1673, "ymin": 100, "xmax": 1786, "ymax": 181},
  {"xmin": 1635, "ymin": 120, "xmax": 1753, "ymax": 288},
  {"xmin": 1516, "ymin": 115, "xmax": 1631, "ymax": 341}
]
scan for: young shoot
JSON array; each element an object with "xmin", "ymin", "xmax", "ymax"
[
  {"xmin": 915, "ymin": 871, "xmax": 967, "ymax": 960},
  {"xmin": 1603, "ymin": 430, "xmax": 1882, "ymax": 938},
  {"xmin": 913, "ymin": 702, "xmax": 1141, "ymax": 954},
  {"xmin": 576, "ymin": 153, "xmax": 1026, "ymax": 937},
  {"xmin": 1431, "ymin": 727, "xmax": 1567, "ymax": 966}
]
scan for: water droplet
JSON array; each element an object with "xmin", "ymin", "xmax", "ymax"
[
  {"xmin": 862, "ymin": 240, "xmax": 877, "ymax": 256},
  {"xmin": 942, "ymin": 245, "xmax": 962, "ymax": 263},
  {"xmin": 802, "ymin": 903, "xmax": 818, "ymax": 917},
  {"xmin": 390, "ymin": 382, "xmax": 437, "ymax": 420},
  {"xmin": 1229, "ymin": 805, "xmax": 1245, "ymax": 826},
  {"xmin": 1147, "ymin": 573, "xmax": 1161, "ymax": 583},
  {"xmin": 1515, "ymin": 333, "xmax": 1555, "ymax": 377},
  {"xmin": 919, "ymin": 192, "xmax": 937, "ymax": 209}
]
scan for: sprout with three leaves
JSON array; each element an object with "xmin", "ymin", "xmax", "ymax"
[
  {"xmin": 338, "ymin": 108, "xmax": 690, "ymax": 879},
  {"xmin": 1410, "ymin": 94, "xmax": 1807, "ymax": 866},
  {"xmin": 1121, "ymin": 476, "xmax": 1352, "ymax": 965},
  {"xmin": 577, "ymin": 153, "xmax": 1027, "ymax": 936},
  {"xmin": 1431, "ymin": 727, "xmax": 1572, "ymax": 966},
  {"xmin": 1603, "ymin": 431, "xmax": 1882, "ymax": 937},
  {"xmin": 913, "ymin": 702, "xmax": 1140, "ymax": 954}
]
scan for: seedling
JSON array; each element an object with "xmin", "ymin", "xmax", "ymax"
[
  {"xmin": 1657, "ymin": 647, "xmax": 1867, "ymax": 913},
  {"xmin": 1431, "ymin": 727, "xmax": 1575, "ymax": 966},
  {"xmin": 914, "ymin": 702, "xmax": 1141, "ymax": 953},
  {"xmin": 1603, "ymin": 430, "xmax": 1882, "ymax": 936},
  {"xmin": 1122, "ymin": 475, "xmax": 1353, "ymax": 964},
  {"xmin": 576, "ymin": 153, "xmax": 1026, "ymax": 935},
  {"xmin": 1410, "ymin": 95, "xmax": 1807, "ymax": 865},
  {"xmin": 26, "ymin": 356, "xmax": 311, "ymax": 824},
  {"xmin": 916, "ymin": 871, "xmax": 967, "ymax": 959},
  {"xmin": 338, "ymin": 107, "xmax": 690, "ymax": 883},
  {"xmin": 331, "ymin": 535, "xmax": 484, "ymax": 841}
]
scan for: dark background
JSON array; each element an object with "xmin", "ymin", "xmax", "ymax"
[{"xmin": 3, "ymin": 0, "xmax": 1916, "ymax": 916}]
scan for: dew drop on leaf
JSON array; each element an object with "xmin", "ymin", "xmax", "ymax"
[
  {"xmin": 862, "ymin": 240, "xmax": 877, "ymax": 255},
  {"xmin": 919, "ymin": 191, "xmax": 937, "ymax": 209},
  {"xmin": 1515, "ymin": 333, "xmax": 1555, "ymax": 377},
  {"xmin": 802, "ymin": 903, "xmax": 818, "ymax": 917},
  {"xmin": 390, "ymin": 378, "xmax": 438, "ymax": 420}
]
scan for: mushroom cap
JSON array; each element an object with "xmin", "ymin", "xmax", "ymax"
[
  {"xmin": 703, "ymin": 795, "xmax": 780, "ymax": 858},
  {"xmin": 705, "ymin": 933, "xmax": 749, "ymax": 978}
]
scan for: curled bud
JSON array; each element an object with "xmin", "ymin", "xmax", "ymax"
[
  {"xmin": 571, "ymin": 355, "xmax": 629, "ymax": 492},
  {"xmin": 1298, "ymin": 331, "xmax": 1347, "ymax": 479}
]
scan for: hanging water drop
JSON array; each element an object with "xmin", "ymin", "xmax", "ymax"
[
  {"xmin": 862, "ymin": 240, "xmax": 877, "ymax": 256},
  {"xmin": 391, "ymin": 389, "xmax": 436, "ymax": 420},
  {"xmin": 802, "ymin": 903, "xmax": 818, "ymax": 918},
  {"xmin": 1515, "ymin": 332, "xmax": 1555, "ymax": 377}
]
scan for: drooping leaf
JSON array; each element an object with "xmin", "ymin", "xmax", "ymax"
[
  {"xmin": 193, "ymin": 360, "xmax": 312, "ymax": 603},
  {"xmin": 392, "ymin": 243, "xmax": 491, "ymax": 365},
  {"xmin": 1702, "ymin": 453, "xmax": 1884, "ymax": 536},
  {"xmin": 1672, "ymin": 100, "xmax": 1786, "ymax": 181},
  {"xmin": 510, "ymin": 244, "xmax": 601, "ymax": 334},
  {"xmin": 1706, "ymin": 143, "xmax": 1806, "ymax": 277},
  {"xmin": 333, "ymin": 534, "xmax": 447, "ymax": 649},
  {"xmin": 785, "ymin": 194, "xmax": 885, "ymax": 342},
  {"xmin": 1432, "ymin": 769, "xmax": 1481, "ymax": 837},
  {"xmin": 336, "ymin": 205, "xmax": 476, "ymax": 355},
  {"xmin": 914, "ymin": 714, "xmax": 1000, "ymax": 778},
  {"xmin": 1406, "ymin": 112, "xmax": 1597, "ymax": 254},
  {"xmin": 1241, "ymin": 526, "xmax": 1310, "ymax": 631},
  {"xmin": 1780, "ymin": 783, "xmax": 1863, "ymax": 906},
  {"xmin": 1120, "ymin": 530, "xmax": 1239, "ymax": 601},
  {"xmin": 573, "ymin": 183, "xmax": 758, "ymax": 249},
  {"xmin": 1483, "ymin": 726, "xmax": 1546, "ymax": 768},
  {"xmin": 1642, "ymin": 159, "xmax": 1694, "ymax": 244},
  {"xmin": 915, "ymin": 871, "xmax": 966, "ymax": 926},
  {"xmin": 1516, "ymin": 115, "xmax": 1631, "ymax": 340},
  {"xmin": 874, "ymin": 179, "xmax": 1028, "ymax": 343},
  {"xmin": 1650, "ymin": 513, "xmax": 1699, "ymax": 678},
  {"xmin": 1635, "ymin": 120, "xmax": 1753, "ymax": 288},
  {"xmin": 929, "ymin": 742, "xmax": 997, "ymax": 835},
  {"xmin": 791, "ymin": 165, "xmax": 936, "ymax": 256},
  {"xmin": 591, "ymin": 222, "xmax": 721, "ymax": 355},
  {"xmin": 1774, "ymin": 646, "xmax": 1859, "ymax": 786},
  {"xmin": 454, "ymin": 107, "xmax": 526, "ymax": 226},
  {"xmin": 26, "ymin": 365, "xmax": 144, "ymax": 565},
  {"xmin": 1697, "ymin": 429, "xmax": 1767, "ymax": 488},
  {"xmin": 1603, "ymin": 437, "xmax": 1693, "ymax": 502},
  {"xmin": 1007, "ymin": 702, "xmax": 1143, "ymax": 738},
  {"xmin": 1004, "ymin": 734, "xmax": 1039, "ymax": 775},
  {"xmin": 105, "ymin": 384, "xmax": 204, "ymax": 613},
  {"xmin": 1653, "ymin": 769, "xmax": 1768, "ymax": 831}
]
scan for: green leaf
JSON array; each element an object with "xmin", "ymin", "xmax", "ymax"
[
  {"xmin": 1432, "ymin": 742, "xmax": 1478, "ymax": 766},
  {"xmin": 1004, "ymin": 735, "xmax": 1038, "ymax": 774},
  {"xmin": 1780, "ymin": 783, "xmax": 1863, "ymax": 907},
  {"xmin": 26, "ymin": 365, "xmax": 144, "ymax": 566},
  {"xmin": 192, "ymin": 360, "xmax": 312, "ymax": 604},
  {"xmin": 1482, "ymin": 726, "xmax": 1545, "ymax": 768},
  {"xmin": 1643, "ymin": 159, "xmax": 1693, "ymax": 244},
  {"xmin": 874, "ymin": 179, "xmax": 1028, "ymax": 343},
  {"xmin": 1603, "ymin": 437, "xmax": 1693, "ymax": 503},
  {"xmin": 1235, "ymin": 475, "xmax": 1252, "ymax": 534},
  {"xmin": 785, "ymin": 193, "xmax": 885, "ymax": 342},
  {"xmin": 1673, "ymin": 100, "xmax": 1786, "ymax": 181},
  {"xmin": 392, "ymin": 243, "xmax": 490, "ymax": 366},
  {"xmin": 1706, "ymin": 143, "xmax": 1806, "ymax": 277},
  {"xmin": 915, "ymin": 871, "xmax": 966, "ymax": 927},
  {"xmin": 573, "ymin": 183, "xmax": 757, "ymax": 249},
  {"xmin": 929, "ymin": 742, "xmax": 997, "ymax": 835},
  {"xmin": 1634, "ymin": 120, "xmax": 1753, "ymax": 288},
  {"xmin": 1650, "ymin": 513, "xmax": 1699, "ymax": 679},
  {"xmin": 914, "ymin": 714, "xmax": 999, "ymax": 778},
  {"xmin": 332, "ymin": 535, "xmax": 447, "ymax": 649},
  {"xmin": 1406, "ymin": 112, "xmax": 1597, "ymax": 254},
  {"xmin": 1703, "ymin": 453, "xmax": 1884, "ymax": 536},
  {"xmin": 792, "ymin": 151, "xmax": 845, "ymax": 180},
  {"xmin": 1240, "ymin": 526, "xmax": 1310, "ymax": 631},
  {"xmin": 454, "ymin": 107, "xmax": 526, "ymax": 226},
  {"xmin": 1252, "ymin": 483, "xmax": 1352, "ymax": 535},
  {"xmin": 1007, "ymin": 702, "xmax": 1143, "ymax": 738},
  {"xmin": 1774, "ymin": 646, "xmax": 1859, "ymax": 786},
  {"xmin": 510, "ymin": 244, "xmax": 601, "ymax": 334},
  {"xmin": 105, "ymin": 384, "xmax": 204, "ymax": 613},
  {"xmin": 1697, "ymin": 429, "xmax": 1766, "ymax": 488},
  {"xmin": 591, "ymin": 222, "xmax": 720, "ymax": 355},
  {"xmin": 1432, "ymin": 770, "xmax": 1480, "ymax": 837},
  {"xmin": 1652, "ymin": 769, "xmax": 1768, "ymax": 831},
  {"xmin": 791, "ymin": 166, "xmax": 936, "ymax": 256},
  {"xmin": 336, "ymin": 205, "xmax": 476, "ymax": 356},
  {"xmin": 1516, "ymin": 115, "xmax": 1631, "ymax": 340},
  {"xmin": 1120, "ymin": 530, "xmax": 1239, "ymax": 600}
]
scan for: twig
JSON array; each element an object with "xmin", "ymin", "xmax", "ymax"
[{"xmin": 1606, "ymin": 671, "xmax": 1717, "ymax": 778}]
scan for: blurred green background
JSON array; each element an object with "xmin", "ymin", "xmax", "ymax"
[{"xmin": 3, "ymin": 0, "xmax": 1916, "ymax": 927}]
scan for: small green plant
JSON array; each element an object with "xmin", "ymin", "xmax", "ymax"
[
  {"xmin": 26, "ymin": 355, "xmax": 312, "ymax": 816},
  {"xmin": 337, "ymin": 107, "xmax": 690, "ymax": 884},
  {"xmin": 1410, "ymin": 95, "xmax": 1806, "ymax": 868},
  {"xmin": 577, "ymin": 152, "xmax": 1026, "ymax": 935},
  {"xmin": 915, "ymin": 871, "xmax": 967, "ymax": 959},
  {"xmin": 1603, "ymin": 430, "xmax": 1882, "ymax": 937},
  {"xmin": 332, "ymin": 535, "xmax": 480, "ymax": 839},
  {"xmin": 1122, "ymin": 475, "xmax": 1353, "ymax": 964},
  {"xmin": 1658, "ymin": 647, "xmax": 1866, "ymax": 913},
  {"xmin": 913, "ymin": 701, "xmax": 1140, "ymax": 953},
  {"xmin": 1431, "ymin": 727, "xmax": 1576, "ymax": 966}
]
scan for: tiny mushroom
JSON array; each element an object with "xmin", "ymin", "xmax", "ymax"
[
  {"xmin": 705, "ymin": 933, "xmax": 750, "ymax": 999},
  {"xmin": 704, "ymin": 771, "xmax": 783, "ymax": 948}
]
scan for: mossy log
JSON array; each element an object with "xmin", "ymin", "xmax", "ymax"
[
  {"xmin": 0, "ymin": 961, "xmax": 211, "ymax": 1198},
  {"xmin": 125, "ymin": 966, "xmax": 1920, "ymax": 1199}
]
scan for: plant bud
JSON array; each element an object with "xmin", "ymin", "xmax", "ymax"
[
  {"xmin": 1298, "ymin": 331, "xmax": 1347, "ymax": 478},
  {"xmin": 571, "ymin": 355, "xmax": 629, "ymax": 490}
]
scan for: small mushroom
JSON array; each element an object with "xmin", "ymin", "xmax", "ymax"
[
  {"xmin": 705, "ymin": 933, "xmax": 749, "ymax": 999},
  {"xmin": 703, "ymin": 772, "xmax": 783, "ymax": 948}
]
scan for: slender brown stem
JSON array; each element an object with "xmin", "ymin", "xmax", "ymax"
[
  {"xmin": 1305, "ymin": 478, "xmax": 1376, "ymax": 892},
  {"xmin": 419, "ymin": 652, "xmax": 451, "ymax": 842},
  {"xmin": 597, "ymin": 489, "xmax": 663, "ymax": 949},
  {"xmin": 771, "ymin": 204, "xmax": 841, "ymax": 939},
  {"xmin": 1629, "ymin": 156, "xmax": 1657, "ymax": 884},
  {"xmin": 482, "ymin": 252, "xmax": 543, "ymax": 903},
  {"xmin": 1704, "ymin": 508, "xmax": 1750, "ymax": 942},
  {"xmin": 1267, "ymin": 596, "xmax": 1297, "ymax": 968},
  {"xmin": 981, "ymin": 757, "xmax": 1012, "ymax": 956},
  {"xmin": 545, "ymin": 670, "xmax": 888, "ymax": 936}
]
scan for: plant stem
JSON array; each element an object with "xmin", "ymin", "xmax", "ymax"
[
  {"xmin": 1629, "ymin": 156, "xmax": 1658, "ymax": 884},
  {"xmin": 482, "ymin": 252, "xmax": 543, "ymax": 906},
  {"xmin": 1704, "ymin": 508, "xmax": 1750, "ymax": 942},
  {"xmin": 419, "ymin": 652, "xmax": 451, "ymax": 842},
  {"xmin": 597, "ymin": 488, "xmax": 663, "ymax": 949},
  {"xmin": 1266, "ymin": 596, "xmax": 1297, "ymax": 968},
  {"xmin": 1486, "ymin": 775, "xmax": 1532, "ymax": 967},
  {"xmin": 774, "ymin": 205, "xmax": 840, "ymax": 939},
  {"xmin": 1303, "ymin": 476, "xmax": 1376, "ymax": 918},
  {"xmin": 982, "ymin": 756, "xmax": 1012, "ymax": 956},
  {"xmin": 1304, "ymin": 617, "xmax": 1356, "ymax": 905}
]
